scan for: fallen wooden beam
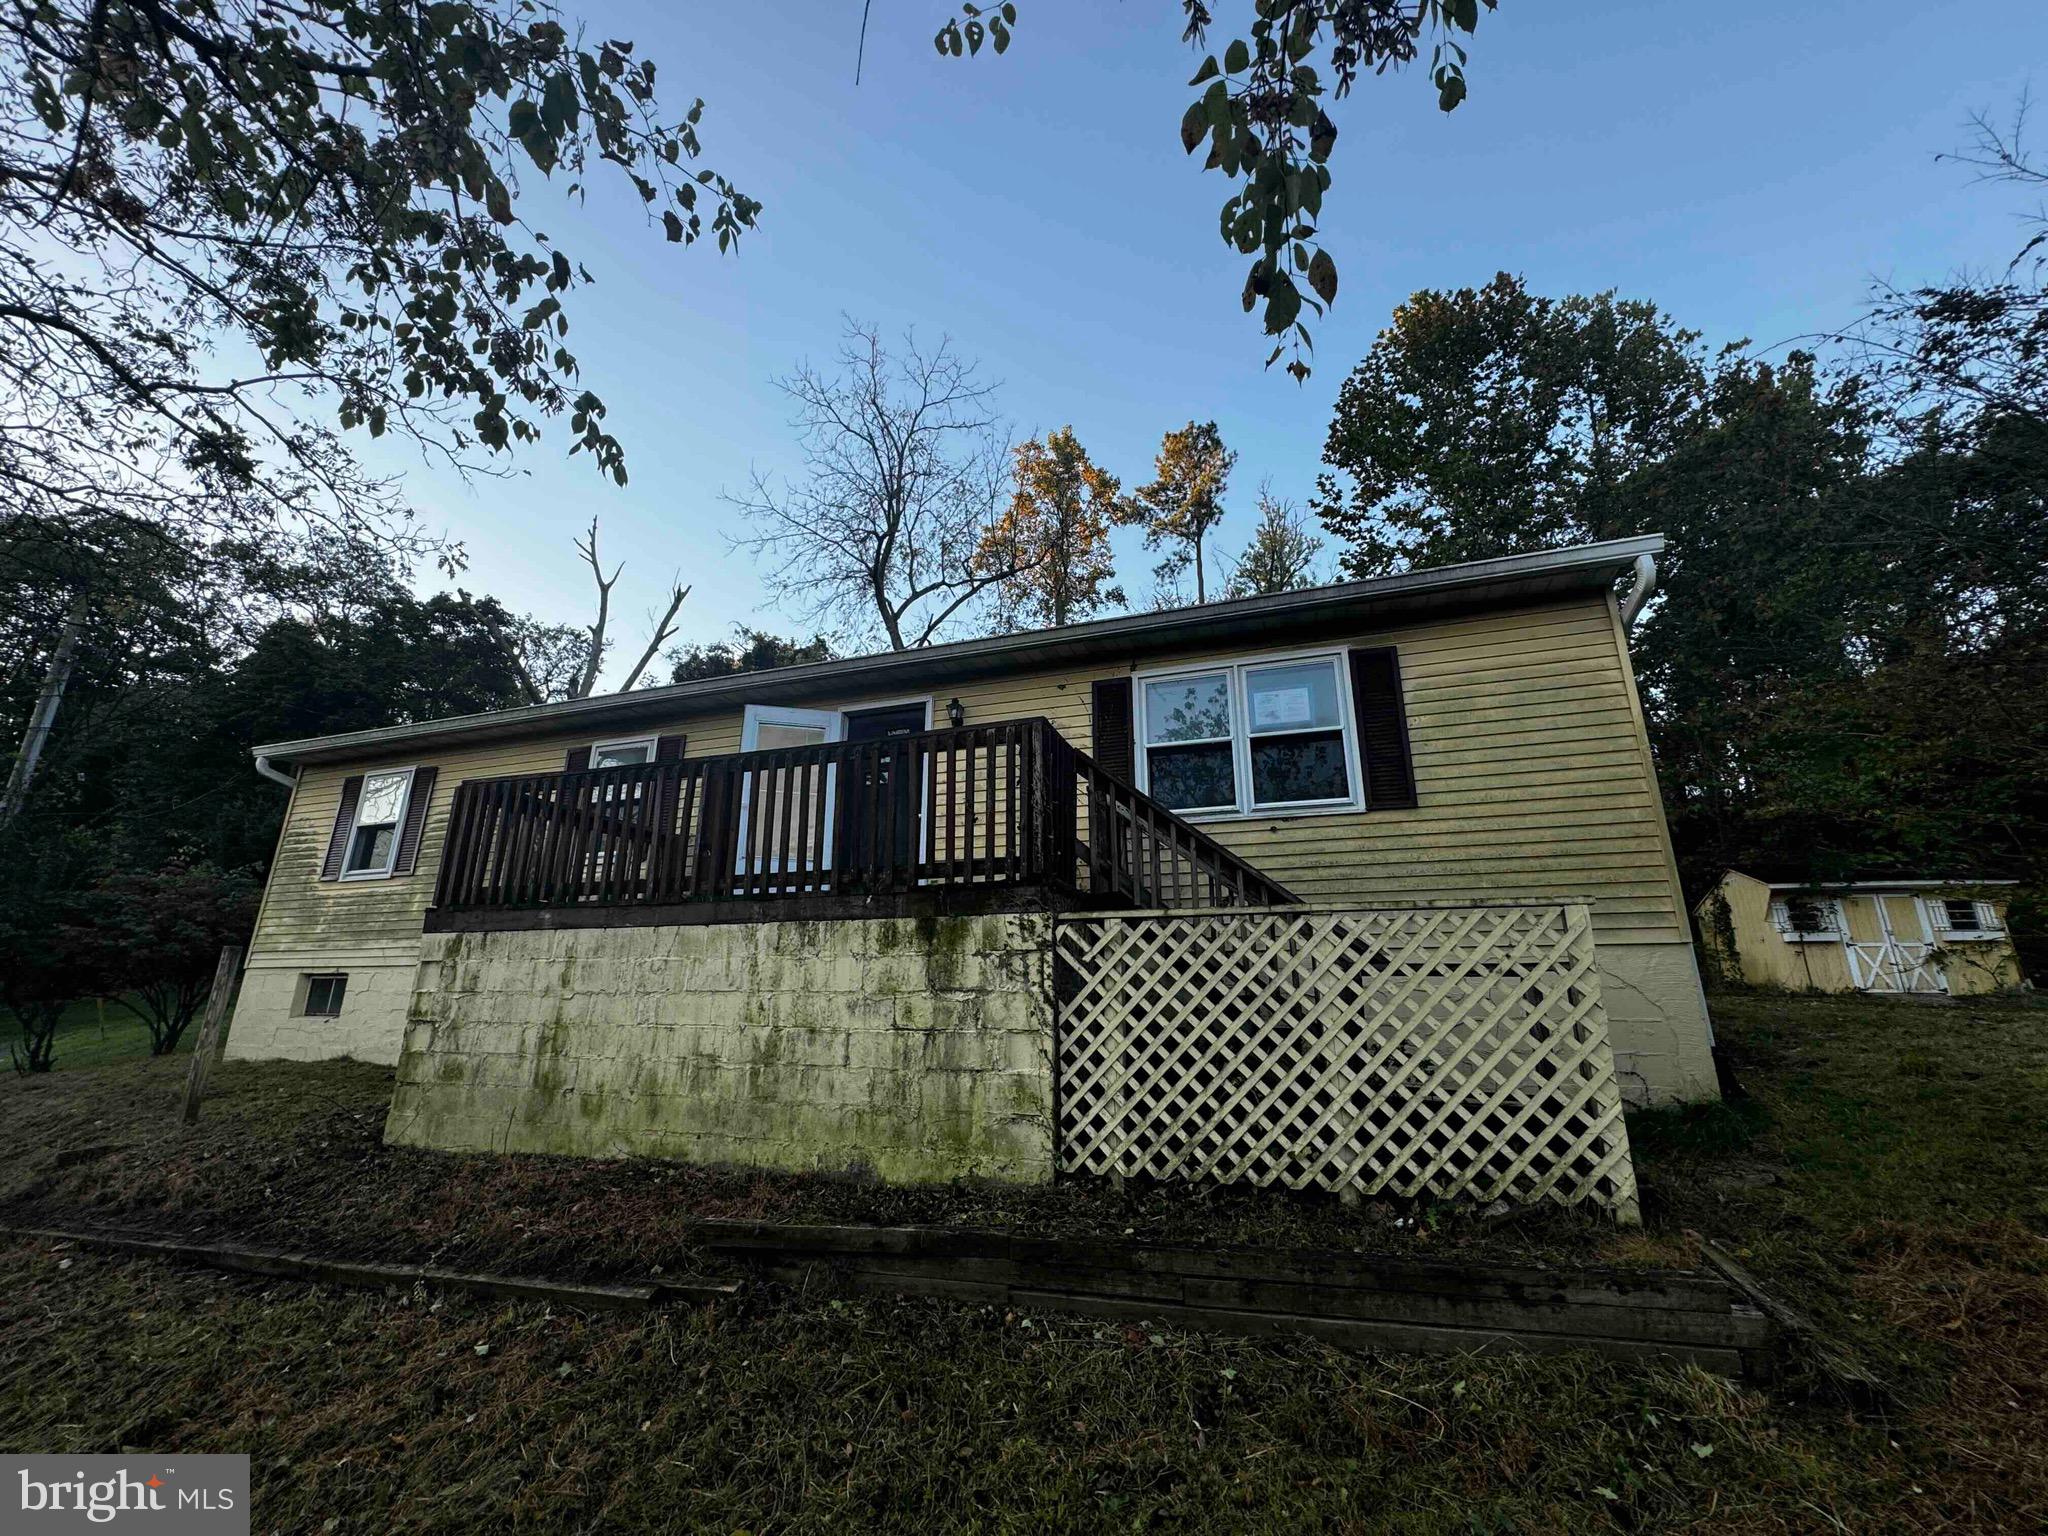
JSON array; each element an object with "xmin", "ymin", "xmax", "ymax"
[
  {"xmin": 678, "ymin": 1218, "xmax": 1775, "ymax": 1378},
  {"xmin": 1699, "ymin": 1239, "xmax": 1890, "ymax": 1407},
  {"xmin": 1, "ymin": 1218, "xmax": 1775, "ymax": 1379},
  {"xmin": 2, "ymin": 1225, "xmax": 736, "ymax": 1312}
]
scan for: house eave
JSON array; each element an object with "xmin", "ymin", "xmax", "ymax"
[
  {"xmin": 1761, "ymin": 879, "xmax": 2020, "ymax": 891},
  {"xmin": 253, "ymin": 534, "xmax": 1664, "ymax": 768}
]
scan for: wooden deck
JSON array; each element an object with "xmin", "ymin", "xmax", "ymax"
[{"xmin": 429, "ymin": 717, "xmax": 1293, "ymax": 927}]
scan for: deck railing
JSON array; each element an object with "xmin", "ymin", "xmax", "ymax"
[{"xmin": 432, "ymin": 718, "xmax": 1294, "ymax": 917}]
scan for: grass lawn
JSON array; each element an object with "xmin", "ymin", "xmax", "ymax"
[
  {"xmin": 7, "ymin": 994, "xmax": 191, "ymax": 1071},
  {"xmin": 1, "ymin": 991, "xmax": 2044, "ymax": 1532}
]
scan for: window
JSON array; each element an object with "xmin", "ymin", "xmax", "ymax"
[
  {"xmin": 300, "ymin": 974, "xmax": 347, "ymax": 1017},
  {"xmin": 1935, "ymin": 898, "xmax": 1998, "ymax": 938},
  {"xmin": 1137, "ymin": 653, "xmax": 1357, "ymax": 817},
  {"xmin": 1141, "ymin": 671, "xmax": 1237, "ymax": 813},
  {"xmin": 341, "ymin": 768, "xmax": 414, "ymax": 878},
  {"xmin": 588, "ymin": 736, "xmax": 656, "ymax": 770},
  {"xmin": 1244, "ymin": 660, "xmax": 1351, "ymax": 808},
  {"xmin": 1770, "ymin": 896, "xmax": 1841, "ymax": 940}
]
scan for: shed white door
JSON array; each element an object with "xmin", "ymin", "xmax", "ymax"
[{"xmin": 1841, "ymin": 895, "xmax": 1945, "ymax": 993}]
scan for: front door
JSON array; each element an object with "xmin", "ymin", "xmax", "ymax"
[
  {"xmin": 839, "ymin": 703, "xmax": 929, "ymax": 880},
  {"xmin": 736, "ymin": 706, "xmax": 844, "ymax": 883}
]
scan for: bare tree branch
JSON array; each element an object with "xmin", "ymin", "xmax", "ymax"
[
  {"xmin": 726, "ymin": 319, "xmax": 1025, "ymax": 650},
  {"xmin": 616, "ymin": 578, "xmax": 692, "ymax": 691},
  {"xmin": 573, "ymin": 517, "xmax": 621, "ymax": 699}
]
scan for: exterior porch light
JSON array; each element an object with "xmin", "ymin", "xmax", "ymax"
[{"xmin": 946, "ymin": 698, "xmax": 965, "ymax": 728}]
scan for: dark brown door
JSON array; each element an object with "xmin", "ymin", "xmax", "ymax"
[{"xmin": 839, "ymin": 705, "xmax": 927, "ymax": 881}]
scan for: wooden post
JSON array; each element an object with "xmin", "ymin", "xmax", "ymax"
[{"xmin": 180, "ymin": 945, "xmax": 243, "ymax": 1126}]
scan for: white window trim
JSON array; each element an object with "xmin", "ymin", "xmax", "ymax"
[
  {"xmin": 338, "ymin": 765, "xmax": 418, "ymax": 881},
  {"xmin": 1133, "ymin": 648, "xmax": 1364, "ymax": 822},
  {"xmin": 1769, "ymin": 896, "xmax": 1843, "ymax": 942},
  {"xmin": 1926, "ymin": 897, "xmax": 2002, "ymax": 940},
  {"xmin": 587, "ymin": 734, "xmax": 658, "ymax": 767}
]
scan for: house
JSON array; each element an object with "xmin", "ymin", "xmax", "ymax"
[
  {"xmin": 224, "ymin": 534, "xmax": 1712, "ymax": 1215},
  {"xmin": 1696, "ymin": 870, "xmax": 2028, "ymax": 996}
]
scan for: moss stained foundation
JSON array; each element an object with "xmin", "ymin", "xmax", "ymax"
[{"xmin": 386, "ymin": 914, "xmax": 1056, "ymax": 1182}]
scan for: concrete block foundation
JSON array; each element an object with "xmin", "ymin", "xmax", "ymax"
[{"xmin": 385, "ymin": 913, "xmax": 1057, "ymax": 1183}]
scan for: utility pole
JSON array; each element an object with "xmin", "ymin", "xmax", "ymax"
[{"xmin": 0, "ymin": 588, "xmax": 88, "ymax": 828}]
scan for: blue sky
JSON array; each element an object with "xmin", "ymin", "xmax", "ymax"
[{"xmin": 385, "ymin": 2, "xmax": 2047, "ymax": 680}]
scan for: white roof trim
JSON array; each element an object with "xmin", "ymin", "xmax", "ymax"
[
  {"xmin": 254, "ymin": 534, "xmax": 1663, "ymax": 766},
  {"xmin": 1762, "ymin": 879, "xmax": 2019, "ymax": 890}
]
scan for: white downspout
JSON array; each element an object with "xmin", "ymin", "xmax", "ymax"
[
  {"xmin": 254, "ymin": 755, "xmax": 296, "ymax": 789},
  {"xmin": 1620, "ymin": 553, "xmax": 1658, "ymax": 631}
]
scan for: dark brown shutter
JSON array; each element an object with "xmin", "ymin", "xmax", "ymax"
[
  {"xmin": 1348, "ymin": 647, "xmax": 1418, "ymax": 810},
  {"xmin": 1091, "ymin": 678, "xmax": 1134, "ymax": 782},
  {"xmin": 654, "ymin": 733, "xmax": 686, "ymax": 764},
  {"xmin": 564, "ymin": 745, "xmax": 592, "ymax": 772},
  {"xmin": 393, "ymin": 767, "xmax": 439, "ymax": 875},
  {"xmin": 319, "ymin": 775, "xmax": 365, "ymax": 881}
]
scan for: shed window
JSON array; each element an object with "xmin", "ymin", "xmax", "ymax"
[
  {"xmin": 301, "ymin": 974, "xmax": 347, "ymax": 1017},
  {"xmin": 1936, "ymin": 898, "xmax": 1997, "ymax": 937},
  {"xmin": 342, "ymin": 769, "xmax": 414, "ymax": 878},
  {"xmin": 1137, "ymin": 653, "xmax": 1358, "ymax": 818},
  {"xmin": 1770, "ymin": 896, "xmax": 1841, "ymax": 940}
]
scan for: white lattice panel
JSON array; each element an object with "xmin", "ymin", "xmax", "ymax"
[{"xmin": 1052, "ymin": 903, "xmax": 1639, "ymax": 1220}]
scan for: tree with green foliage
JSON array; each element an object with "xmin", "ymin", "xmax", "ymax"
[
  {"xmin": 1225, "ymin": 486, "xmax": 1323, "ymax": 597},
  {"xmin": 0, "ymin": 522, "xmax": 551, "ymax": 1066},
  {"xmin": 0, "ymin": 0, "xmax": 757, "ymax": 570},
  {"xmin": 1621, "ymin": 352, "xmax": 1884, "ymax": 887},
  {"xmin": 1120, "ymin": 421, "xmax": 1237, "ymax": 604},
  {"xmin": 1311, "ymin": 259, "xmax": 2048, "ymax": 952},
  {"xmin": 978, "ymin": 428, "xmax": 1126, "ymax": 630},
  {"xmin": 0, "ymin": 841, "xmax": 98, "ymax": 1072},
  {"xmin": 1315, "ymin": 273, "xmax": 1706, "ymax": 576},
  {"xmin": 64, "ymin": 861, "xmax": 262, "ymax": 1056},
  {"xmin": 940, "ymin": 1, "xmax": 1502, "ymax": 378},
  {"xmin": 667, "ymin": 629, "xmax": 836, "ymax": 684}
]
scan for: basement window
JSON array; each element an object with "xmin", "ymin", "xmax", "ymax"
[{"xmin": 300, "ymin": 974, "xmax": 348, "ymax": 1018}]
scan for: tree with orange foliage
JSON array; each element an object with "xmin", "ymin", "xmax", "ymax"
[
  {"xmin": 1120, "ymin": 420, "xmax": 1237, "ymax": 604},
  {"xmin": 978, "ymin": 428, "xmax": 1126, "ymax": 631}
]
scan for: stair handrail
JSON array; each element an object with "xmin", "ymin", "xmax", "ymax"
[{"xmin": 1066, "ymin": 744, "xmax": 1299, "ymax": 909}]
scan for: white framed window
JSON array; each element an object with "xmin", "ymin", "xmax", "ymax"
[
  {"xmin": 1135, "ymin": 651, "xmax": 1360, "ymax": 819},
  {"xmin": 340, "ymin": 767, "xmax": 416, "ymax": 879},
  {"xmin": 588, "ymin": 735, "xmax": 657, "ymax": 770},
  {"xmin": 1930, "ymin": 898, "xmax": 2000, "ymax": 939},
  {"xmin": 1769, "ymin": 896, "xmax": 1842, "ymax": 941}
]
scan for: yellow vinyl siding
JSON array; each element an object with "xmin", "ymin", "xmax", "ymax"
[{"xmin": 248, "ymin": 593, "xmax": 1689, "ymax": 958}]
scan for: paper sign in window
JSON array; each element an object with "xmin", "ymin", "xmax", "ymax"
[{"xmin": 1252, "ymin": 686, "xmax": 1313, "ymax": 729}]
